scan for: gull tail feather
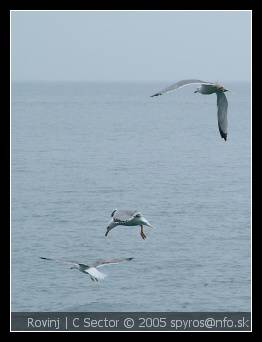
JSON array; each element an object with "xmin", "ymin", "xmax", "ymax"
[{"xmin": 145, "ymin": 222, "xmax": 154, "ymax": 229}]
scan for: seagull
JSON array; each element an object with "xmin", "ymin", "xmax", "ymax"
[
  {"xmin": 151, "ymin": 79, "xmax": 229, "ymax": 141},
  {"xmin": 105, "ymin": 209, "xmax": 154, "ymax": 240},
  {"xmin": 40, "ymin": 256, "xmax": 134, "ymax": 282}
]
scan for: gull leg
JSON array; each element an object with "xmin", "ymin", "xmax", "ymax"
[{"xmin": 140, "ymin": 225, "xmax": 146, "ymax": 240}]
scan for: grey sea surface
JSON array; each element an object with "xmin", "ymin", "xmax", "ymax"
[{"xmin": 11, "ymin": 81, "xmax": 251, "ymax": 312}]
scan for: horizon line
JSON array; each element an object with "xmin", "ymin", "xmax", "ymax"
[{"xmin": 11, "ymin": 79, "xmax": 251, "ymax": 83}]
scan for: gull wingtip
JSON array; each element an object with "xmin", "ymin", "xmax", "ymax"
[
  {"xmin": 219, "ymin": 131, "xmax": 227, "ymax": 141},
  {"xmin": 150, "ymin": 93, "xmax": 162, "ymax": 97}
]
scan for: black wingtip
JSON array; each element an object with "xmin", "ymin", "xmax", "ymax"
[
  {"xmin": 40, "ymin": 257, "xmax": 47, "ymax": 260},
  {"xmin": 150, "ymin": 93, "xmax": 162, "ymax": 97},
  {"xmin": 127, "ymin": 257, "xmax": 134, "ymax": 261},
  {"xmin": 111, "ymin": 209, "xmax": 117, "ymax": 217},
  {"xmin": 219, "ymin": 127, "xmax": 227, "ymax": 141}
]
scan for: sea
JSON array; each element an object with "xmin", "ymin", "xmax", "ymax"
[{"xmin": 11, "ymin": 81, "xmax": 251, "ymax": 312}]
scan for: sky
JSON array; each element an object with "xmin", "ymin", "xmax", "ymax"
[{"xmin": 11, "ymin": 10, "xmax": 251, "ymax": 82}]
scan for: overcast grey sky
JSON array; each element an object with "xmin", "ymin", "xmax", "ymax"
[{"xmin": 11, "ymin": 10, "xmax": 251, "ymax": 82}]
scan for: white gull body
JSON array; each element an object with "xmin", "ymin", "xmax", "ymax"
[{"xmin": 40, "ymin": 256, "xmax": 134, "ymax": 282}]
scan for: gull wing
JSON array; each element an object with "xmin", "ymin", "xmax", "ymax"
[
  {"xmin": 113, "ymin": 209, "xmax": 141, "ymax": 223},
  {"xmin": 40, "ymin": 257, "xmax": 86, "ymax": 268},
  {"xmin": 216, "ymin": 92, "xmax": 228, "ymax": 141},
  {"xmin": 93, "ymin": 257, "xmax": 134, "ymax": 268},
  {"xmin": 151, "ymin": 79, "xmax": 214, "ymax": 97}
]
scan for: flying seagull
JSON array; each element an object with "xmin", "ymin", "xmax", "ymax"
[
  {"xmin": 151, "ymin": 79, "xmax": 229, "ymax": 141},
  {"xmin": 105, "ymin": 209, "xmax": 154, "ymax": 240},
  {"xmin": 40, "ymin": 256, "xmax": 134, "ymax": 282}
]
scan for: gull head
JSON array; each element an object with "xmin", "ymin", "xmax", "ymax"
[
  {"xmin": 216, "ymin": 83, "xmax": 229, "ymax": 92},
  {"xmin": 70, "ymin": 265, "xmax": 78, "ymax": 270}
]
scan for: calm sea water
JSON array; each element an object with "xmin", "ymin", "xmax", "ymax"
[{"xmin": 11, "ymin": 81, "xmax": 251, "ymax": 312}]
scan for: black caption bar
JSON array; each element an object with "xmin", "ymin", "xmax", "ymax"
[{"xmin": 11, "ymin": 312, "xmax": 251, "ymax": 331}]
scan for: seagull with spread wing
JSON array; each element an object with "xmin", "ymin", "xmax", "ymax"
[
  {"xmin": 105, "ymin": 209, "xmax": 154, "ymax": 240},
  {"xmin": 40, "ymin": 256, "xmax": 134, "ymax": 282},
  {"xmin": 151, "ymin": 79, "xmax": 229, "ymax": 141}
]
